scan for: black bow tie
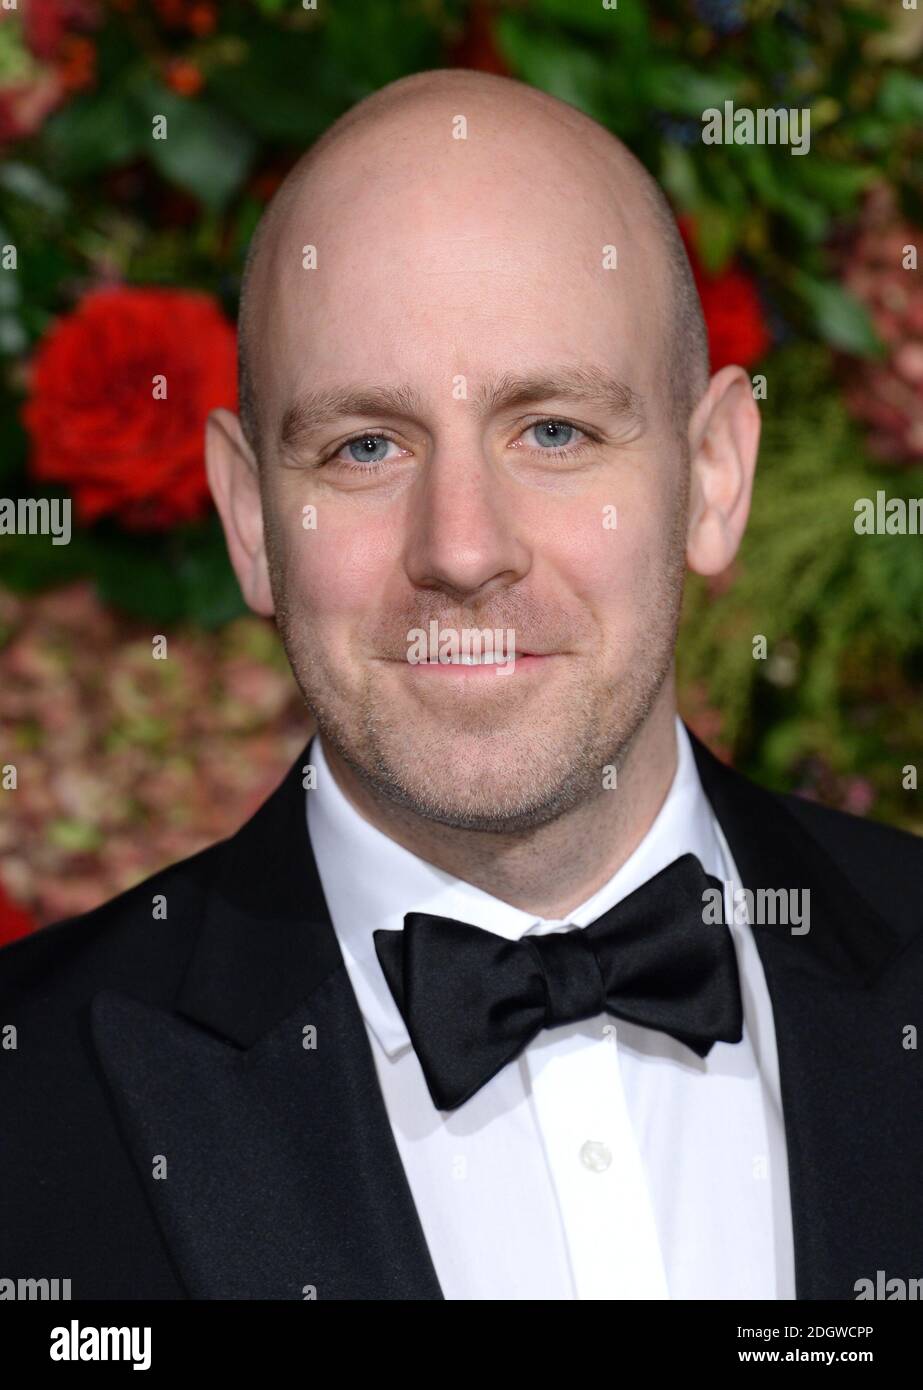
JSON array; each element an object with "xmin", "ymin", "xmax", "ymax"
[{"xmin": 373, "ymin": 854, "xmax": 743, "ymax": 1111}]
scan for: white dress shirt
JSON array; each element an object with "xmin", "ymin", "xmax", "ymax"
[{"xmin": 305, "ymin": 716, "xmax": 795, "ymax": 1300}]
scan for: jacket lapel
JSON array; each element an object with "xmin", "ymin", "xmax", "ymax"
[
  {"xmin": 688, "ymin": 726, "xmax": 918, "ymax": 1299},
  {"xmin": 92, "ymin": 723, "xmax": 919, "ymax": 1301},
  {"xmin": 91, "ymin": 738, "xmax": 443, "ymax": 1300}
]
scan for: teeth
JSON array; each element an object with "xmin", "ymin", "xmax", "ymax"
[{"xmin": 446, "ymin": 654, "xmax": 512, "ymax": 664}]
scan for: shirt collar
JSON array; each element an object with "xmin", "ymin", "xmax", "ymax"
[{"xmin": 307, "ymin": 716, "xmax": 724, "ymax": 1058}]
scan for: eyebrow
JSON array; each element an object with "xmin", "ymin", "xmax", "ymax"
[{"xmin": 277, "ymin": 365, "xmax": 645, "ymax": 454}]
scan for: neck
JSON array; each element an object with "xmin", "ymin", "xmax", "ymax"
[{"xmin": 320, "ymin": 682, "xmax": 680, "ymax": 920}]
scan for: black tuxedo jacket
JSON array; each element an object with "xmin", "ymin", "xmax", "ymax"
[{"xmin": 1, "ymin": 726, "xmax": 921, "ymax": 1300}]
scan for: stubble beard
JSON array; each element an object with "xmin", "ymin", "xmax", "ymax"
[{"xmin": 265, "ymin": 472, "xmax": 689, "ymax": 835}]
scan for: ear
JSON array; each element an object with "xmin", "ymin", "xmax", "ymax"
[
  {"xmin": 205, "ymin": 408, "xmax": 275, "ymax": 616},
  {"xmin": 685, "ymin": 365, "xmax": 761, "ymax": 577}
]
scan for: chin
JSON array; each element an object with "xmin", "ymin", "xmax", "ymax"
[
  {"xmin": 362, "ymin": 724, "xmax": 599, "ymax": 832},
  {"xmin": 378, "ymin": 775, "xmax": 584, "ymax": 834}
]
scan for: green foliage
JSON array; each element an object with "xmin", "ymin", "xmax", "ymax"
[
  {"xmin": 678, "ymin": 344, "xmax": 923, "ymax": 821},
  {"xmin": 90, "ymin": 517, "xmax": 249, "ymax": 628},
  {"xmin": 135, "ymin": 77, "xmax": 257, "ymax": 214},
  {"xmin": 0, "ymin": 0, "xmax": 920, "ymax": 825},
  {"xmin": 495, "ymin": 0, "xmax": 923, "ymax": 349},
  {"xmin": 791, "ymin": 271, "xmax": 883, "ymax": 356},
  {"xmin": 206, "ymin": 31, "xmax": 355, "ymax": 143},
  {"xmin": 0, "ymin": 510, "xmax": 247, "ymax": 629}
]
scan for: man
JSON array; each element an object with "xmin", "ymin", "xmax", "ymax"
[{"xmin": 1, "ymin": 69, "xmax": 921, "ymax": 1302}]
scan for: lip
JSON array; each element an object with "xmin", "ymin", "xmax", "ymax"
[{"xmin": 389, "ymin": 653, "xmax": 557, "ymax": 676}]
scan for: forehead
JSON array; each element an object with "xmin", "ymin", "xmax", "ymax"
[{"xmin": 254, "ymin": 111, "xmax": 669, "ymax": 421}]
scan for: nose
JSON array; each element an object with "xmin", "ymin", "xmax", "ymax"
[{"xmin": 402, "ymin": 443, "xmax": 532, "ymax": 602}]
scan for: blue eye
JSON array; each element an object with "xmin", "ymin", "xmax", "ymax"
[
  {"xmin": 344, "ymin": 435, "xmax": 393, "ymax": 464},
  {"xmin": 529, "ymin": 420, "xmax": 577, "ymax": 449},
  {"xmin": 323, "ymin": 417, "xmax": 592, "ymax": 474},
  {"xmin": 522, "ymin": 419, "xmax": 593, "ymax": 457}
]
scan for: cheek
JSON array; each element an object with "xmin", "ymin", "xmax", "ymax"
[
  {"xmin": 549, "ymin": 495, "xmax": 665, "ymax": 610},
  {"xmin": 279, "ymin": 507, "xmax": 394, "ymax": 636}
]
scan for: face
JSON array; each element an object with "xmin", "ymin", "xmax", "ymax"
[{"xmin": 225, "ymin": 111, "xmax": 694, "ymax": 832}]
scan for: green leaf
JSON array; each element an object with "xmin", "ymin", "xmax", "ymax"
[
  {"xmin": 207, "ymin": 30, "xmax": 359, "ymax": 144},
  {"xmin": 129, "ymin": 78, "xmax": 257, "ymax": 213},
  {"xmin": 877, "ymin": 71, "xmax": 923, "ymax": 123},
  {"xmin": 0, "ymin": 316, "xmax": 27, "ymax": 355},
  {"xmin": 659, "ymin": 143, "xmax": 701, "ymax": 212},
  {"xmin": 791, "ymin": 273, "xmax": 885, "ymax": 357},
  {"xmin": 0, "ymin": 400, "xmax": 27, "ymax": 481},
  {"xmin": 0, "ymin": 163, "xmax": 68, "ymax": 216},
  {"xmin": 495, "ymin": 15, "xmax": 613, "ymax": 125},
  {"xmin": 788, "ymin": 157, "xmax": 875, "ymax": 211},
  {"xmin": 527, "ymin": 0, "xmax": 644, "ymax": 38},
  {"xmin": 174, "ymin": 521, "xmax": 248, "ymax": 629},
  {"xmin": 693, "ymin": 202, "xmax": 741, "ymax": 273},
  {"xmin": 42, "ymin": 85, "xmax": 142, "ymax": 178},
  {"xmin": 841, "ymin": 114, "xmax": 892, "ymax": 151},
  {"xmin": 739, "ymin": 144, "xmax": 829, "ymax": 241},
  {"xmin": 0, "ymin": 518, "xmax": 97, "ymax": 590},
  {"xmin": 840, "ymin": 6, "xmax": 888, "ymax": 33},
  {"xmin": 93, "ymin": 535, "xmax": 189, "ymax": 623},
  {"xmin": 323, "ymin": 0, "xmax": 444, "ymax": 90},
  {"xmin": 87, "ymin": 518, "xmax": 245, "ymax": 626},
  {"xmin": 697, "ymin": 155, "xmax": 749, "ymax": 214},
  {"xmin": 0, "ymin": 273, "xmax": 20, "ymax": 309},
  {"xmin": 642, "ymin": 65, "xmax": 737, "ymax": 118}
]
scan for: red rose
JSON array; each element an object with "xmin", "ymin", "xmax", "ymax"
[
  {"xmin": 23, "ymin": 285, "xmax": 237, "ymax": 529},
  {"xmin": 678, "ymin": 217, "xmax": 771, "ymax": 372}
]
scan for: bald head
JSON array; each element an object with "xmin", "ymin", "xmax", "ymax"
[
  {"xmin": 236, "ymin": 69, "xmax": 708, "ymax": 459},
  {"xmin": 209, "ymin": 67, "xmax": 760, "ymax": 846}
]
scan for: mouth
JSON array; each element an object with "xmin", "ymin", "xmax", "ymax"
[{"xmin": 387, "ymin": 652, "xmax": 558, "ymax": 677}]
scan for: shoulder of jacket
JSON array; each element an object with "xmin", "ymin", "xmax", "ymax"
[{"xmin": 0, "ymin": 834, "xmax": 228, "ymax": 1000}]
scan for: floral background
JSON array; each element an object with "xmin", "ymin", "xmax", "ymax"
[{"xmin": 1, "ymin": 0, "xmax": 922, "ymax": 942}]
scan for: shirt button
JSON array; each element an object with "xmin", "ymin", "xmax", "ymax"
[{"xmin": 579, "ymin": 1140, "xmax": 612, "ymax": 1172}]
